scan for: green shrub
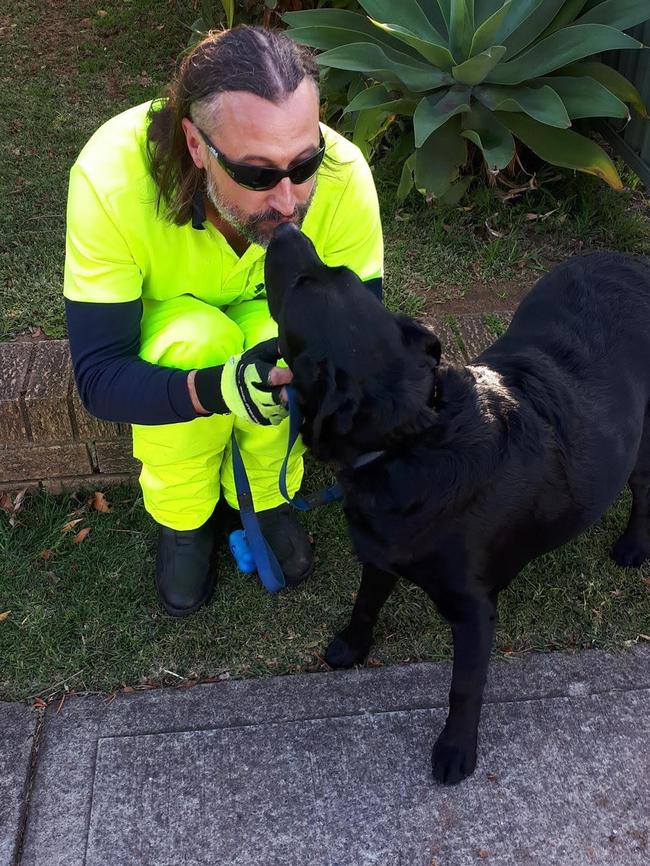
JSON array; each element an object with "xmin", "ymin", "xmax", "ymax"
[{"xmin": 285, "ymin": 1, "xmax": 650, "ymax": 202}]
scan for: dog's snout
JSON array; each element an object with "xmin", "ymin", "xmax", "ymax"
[{"xmin": 270, "ymin": 222, "xmax": 301, "ymax": 244}]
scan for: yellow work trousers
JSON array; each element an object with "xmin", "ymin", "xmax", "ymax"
[{"xmin": 131, "ymin": 295, "xmax": 304, "ymax": 530}]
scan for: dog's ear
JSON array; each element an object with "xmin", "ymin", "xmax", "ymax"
[
  {"xmin": 292, "ymin": 354, "xmax": 361, "ymax": 460},
  {"xmin": 397, "ymin": 316, "xmax": 442, "ymax": 365}
]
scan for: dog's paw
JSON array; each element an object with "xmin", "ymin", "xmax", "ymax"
[
  {"xmin": 612, "ymin": 532, "xmax": 650, "ymax": 568},
  {"xmin": 431, "ymin": 733, "xmax": 477, "ymax": 786},
  {"xmin": 324, "ymin": 629, "xmax": 371, "ymax": 669}
]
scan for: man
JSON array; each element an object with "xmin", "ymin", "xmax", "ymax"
[{"xmin": 64, "ymin": 26, "xmax": 383, "ymax": 617}]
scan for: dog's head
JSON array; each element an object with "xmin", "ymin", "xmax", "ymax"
[{"xmin": 265, "ymin": 224, "xmax": 441, "ymax": 464}]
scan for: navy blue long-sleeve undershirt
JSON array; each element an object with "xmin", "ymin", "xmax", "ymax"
[{"xmin": 66, "ymin": 277, "xmax": 383, "ymax": 426}]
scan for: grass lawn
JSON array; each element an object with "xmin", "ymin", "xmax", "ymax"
[
  {"xmin": 1, "ymin": 0, "xmax": 650, "ymax": 702},
  {"xmin": 2, "ymin": 480, "xmax": 649, "ymax": 703}
]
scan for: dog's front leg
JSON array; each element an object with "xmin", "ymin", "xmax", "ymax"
[
  {"xmin": 432, "ymin": 592, "xmax": 496, "ymax": 785},
  {"xmin": 324, "ymin": 563, "xmax": 397, "ymax": 668}
]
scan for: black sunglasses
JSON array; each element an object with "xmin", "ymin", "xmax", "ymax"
[{"xmin": 196, "ymin": 126, "xmax": 326, "ymax": 191}]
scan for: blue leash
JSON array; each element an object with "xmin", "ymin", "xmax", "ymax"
[
  {"xmin": 229, "ymin": 385, "xmax": 342, "ymax": 592},
  {"xmin": 278, "ymin": 385, "xmax": 343, "ymax": 510}
]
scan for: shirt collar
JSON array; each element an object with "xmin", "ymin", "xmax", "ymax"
[{"xmin": 191, "ymin": 188, "xmax": 206, "ymax": 230}]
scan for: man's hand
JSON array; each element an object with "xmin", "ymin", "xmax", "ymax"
[{"xmin": 220, "ymin": 338, "xmax": 292, "ymax": 425}]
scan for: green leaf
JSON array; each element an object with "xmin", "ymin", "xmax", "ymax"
[
  {"xmin": 452, "ymin": 45, "xmax": 506, "ymax": 84},
  {"xmin": 219, "ymin": 0, "xmax": 235, "ymax": 28},
  {"xmin": 314, "ymin": 43, "xmax": 454, "ymax": 93},
  {"xmin": 288, "ymin": 26, "xmax": 389, "ymax": 52},
  {"xmin": 476, "ymin": 83, "xmax": 571, "ymax": 127},
  {"xmin": 433, "ymin": 0, "xmax": 452, "ymax": 30},
  {"xmin": 475, "ymin": 1, "xmax": 506, "ymax": 26},
  {"xmin": 417, "ymin": 0, "xmax": 449, "ymax": 34},
  {"xmin": 449, "ymin": 0, "xmax": 474, "ymax": 60},
  {"xmin": 461, "ymin": 104, "xmax": 515, "ymax": 169},
  {"xmin": 487, "ymin": 24, "xmax": 643, "ymax": 85},
  {"xmin": 344, "ymin": 84, "xmax": 418, "ymax": 115},
  {"xmin": 470, "ymin": 1, "xmax": 512, "ymax": 55},
  {"xmin": 504, "ymin": 0, "xmax": 567, "ymax": 57},
  {"xmin": 284, "ymin": 9, "xmax": 422, "ymax": 56},
  {"xmin": 352, "ymin": 108, "xmax": 391, "ymax": 159},
  {"xmin": 539, "ymin": 76, "xmax": 629, "ymax": 119},
  {"xmin": 369, "ymin": 20, "xmax": 456, "ymax": 68},
  {"xmin": 540, "ymin": 0, "xmax": 589, "ymax": 38},
  {"xmin": 439, "ymin": 174, "xmax": 475, "ymax": 204},
  {"xmin": 415, "ymin": 115, "xmax": 468, "ymax": 197},
  {"xmin": 577, "ymin": 0, "xmax": 650, "ymax": 31},
  {"xmin": 356, "ymin": 0, "xmax": 446, "ymax": 40},
  {"xmin": 555, "ymin": 62, "xmax": 649, "ymax": 118},
  {"xmin": 397, "ymin": 152, "xmax": 417, "ymax": 202},
  {"xmin": 414, "ymin": 85, "xmax": 472, "ymax": 146},
  {"xmin": 497, "ymin": 112, "xmax": 624, "ymax": 189}
]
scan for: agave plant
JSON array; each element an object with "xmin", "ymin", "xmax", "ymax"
[{"xmin": 284, "ymin": 1, "xmax": 650, "ymax": 201}]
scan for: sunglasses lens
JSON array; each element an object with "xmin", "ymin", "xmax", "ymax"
[
  {"xmin": 225, "ymin": 140, "xmax": 326, "ymax": 191},
  {"xmin": 288, "ymin": 149, "xmax": 325, "ymax": 185},
  {"xmin": 228, "ymin": 166, "xmax": 281, "ymax": 191}
]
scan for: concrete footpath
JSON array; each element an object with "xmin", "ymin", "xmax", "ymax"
[{"xmin": 2, "ymin": 647, "xmax": 649, "ymax": 866}]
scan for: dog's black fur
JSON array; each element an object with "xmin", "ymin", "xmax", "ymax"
[{"xmin": 265, "ymin": 223, "xmax": 650, "ymax": 785}]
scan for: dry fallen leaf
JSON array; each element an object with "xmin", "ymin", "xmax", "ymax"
[
  {"xmin": 33, "ymin": 697, "xmax": 47, "ymax": 710},
  {"xmin": 0, "ymin": 611, "xmax": 10, "ymax": 624},
  {"xmin": 2, "ymin": 488, "xmax": 28, "ymax": 527},
  {"xmin": 61, "ymin": 518, "xmax": 83, "ymax": 533},
  {"xmin": 478, "ymin": 851, "xmax": 490, "ymax": 860},
  {"xmin": 39, "ymin": 549, "xmax": 54, "ymax": 561},
  {"xmin": 89, "ymin": 491, "xmax": 111, "ymax": 513},
  {"xmin": 73, "ymin": 527, "xmax": 91, "ymax": 544}
]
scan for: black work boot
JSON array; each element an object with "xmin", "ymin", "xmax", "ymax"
[
  {"xmin": 155, "ymin": 517, "xmax": 217, "ymax": 617},
  {"xmin": 257, "ymin": 503, "xmax": 314, "ymax": 587}
]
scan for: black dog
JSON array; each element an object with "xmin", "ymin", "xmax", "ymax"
[{"xmin": 265, "ymin": 223, "xmax": 650, "ymax": 785}]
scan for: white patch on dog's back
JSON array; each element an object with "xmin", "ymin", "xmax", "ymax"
[{"xmin": 466, "ymin": 365, "xmax": 519, "ymax": 422}]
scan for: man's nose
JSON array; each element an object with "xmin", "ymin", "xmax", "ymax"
[{"xmin": 268, "ymin": 177, "xmax": 298, "ymax": 217}]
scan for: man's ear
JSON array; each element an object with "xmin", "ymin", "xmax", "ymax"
[{"xmin": 397, "ymin": 315, "xmax": 442, "ymax": 365}]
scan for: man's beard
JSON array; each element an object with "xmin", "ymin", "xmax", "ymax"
[{"xmin": 205, "ymin": 172, "xmax": 316, "ymax": 248}]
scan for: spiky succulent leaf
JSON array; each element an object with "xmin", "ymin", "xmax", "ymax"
[
  {"xmin": 285, "ymin": 0, "xmax": 649, "ymax": 202},
  {"xmin": 452, "ymin": 45, "xmax": 506, "ymax": 84},
  {"xmin": 470, "ymin": 1, "xmax": 512, "ymax": 55},
  {"xmin": 344, "ymin": 83, "xmax": 419, "ymax": 115},
  {"xmin": 397, "ymin": 151, "xmax": 417, "ymax": 202},
  {"xmin": 415, "ymin": 116, "xmax": 468, "ymax": 196},
  {"xmin": 540, "ymin": 0, "xmax": 589, "ymax": 38},
  {"xmin": 414, "ymin": 85, "xmax": 472, "ymax": 146},
  {"xmin": 462, "ymin": 105, "xmax": 516, "ymax": 170},
  {"xmin": 539, "ymin": 76, "xmax": 629, "ymax": 119},
  {"xmin": 449, "ymin": 0, "xmax": 474, "ymax": 60},
  {"xmin": 503, "ymin": 0, "xmax": 568, "ymax": 57},
  {"xmin": 576, "ymin": 0, "xmax": 650, "ymax": 31},
  {"xmin": 369, "ymin": 20, "xmax": 455, "ymax": 67},
  {"xmin": 487, "ymin": 25, "xmax": 642, "ymax": 85},
  {"xmin": 556, "ymin": 62, "xmax": 649, "ymax": 118},
  {"xmin": 497, "ymin": 112, "xmax": 624, "ymax": 188},
  {"xmin": 356, "ymin": 0, "xmax": 446, "ymax": 41},
  {"xmin": 475, "ymin": 83, "xmax": 571, "ymax": 127},
  {"xmin": 314, "ymin": 42, "xmax": 453, "ymax": 92}
]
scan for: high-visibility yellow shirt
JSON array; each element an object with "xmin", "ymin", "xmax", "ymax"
[{"xmin": 64, "ymin": 100, "xmax": 383, "ymax": 307}]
